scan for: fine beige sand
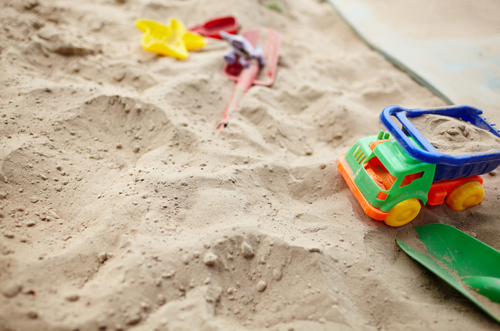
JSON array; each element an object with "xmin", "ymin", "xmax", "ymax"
[
  {"xmin": 1, "ymin": 0, "xmax": 500, "ymax": 330},
  {"xmin": 410, "ymin": 114, "xmax": 500, "ymax": 156}
]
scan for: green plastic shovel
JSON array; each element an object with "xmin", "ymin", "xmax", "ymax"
[{"xmin": 397, "ymin": 223, "xmax": 500, "ymax": 323}]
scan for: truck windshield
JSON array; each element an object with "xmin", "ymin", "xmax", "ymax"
[{"xmin": 364, "ymin": 156, "xmax": 396, "ymax": 191}]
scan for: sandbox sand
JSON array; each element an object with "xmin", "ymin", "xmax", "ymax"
[
  {"xmin": 1, "ymin": 0, "xmax": 500, "ymax": 330},
  {"xmin": 410, "ymin": 114, "xmax": 500, "ymax": 156}
]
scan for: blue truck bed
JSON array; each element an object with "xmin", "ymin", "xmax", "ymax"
[{"xmin": 380, "ymin": 105, "xmax": 500, "ymax": 181}]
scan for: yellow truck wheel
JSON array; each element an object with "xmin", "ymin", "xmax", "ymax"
[
  {"xmin": 446, "ymin": 180, "xmax": 484, "ymax": 211},
  {"xmin": 384, "ymin": 198, "xmax": 421, "ymax": 227}
]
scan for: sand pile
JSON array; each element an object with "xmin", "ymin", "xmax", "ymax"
[
  {"xmin": 1, "ymin": 0, "xmax": 500, "ymax": 330},
  {"xmin": 410, "ymin": 114, "xmax": 500, "ymax": 156}
]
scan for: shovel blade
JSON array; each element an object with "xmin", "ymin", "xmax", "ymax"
[
  {"xmin": 412, "ymin": 223, "xmax": 500, "ymax": 278},
  {"xmin": 462, "ymin": 276, "xmax": 500, "ymax": 304},
  {"xmin": 397, "ymin": 224, "xmax": 500, "ymax": 323},
  {"xmin": 189, "ymin": 16, "xmax": 238, "ymax": 39}
]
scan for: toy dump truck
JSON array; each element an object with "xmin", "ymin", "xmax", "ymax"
[{"xmin": 337, "ymin": 105, "xmax": 500, "ymax": 227}]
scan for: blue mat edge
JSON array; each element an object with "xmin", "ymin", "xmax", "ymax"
[{"xmin": 326, "ymin": 0, "xmax": 454, "ymax": 105}]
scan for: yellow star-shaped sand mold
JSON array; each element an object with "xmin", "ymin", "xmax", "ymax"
[{"xmin": 135, "ymin": 18, "xmax": 206, "ymax": 60}]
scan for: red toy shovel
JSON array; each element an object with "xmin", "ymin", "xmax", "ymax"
[
  {"xmin": 218, "ymin": 28, "xmax": 281, "ymax": 130},
  {"xmin": 189, "ymin": 16, "xmax": 239, "ymax": 39}
]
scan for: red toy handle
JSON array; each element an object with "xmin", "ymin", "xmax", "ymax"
[{"xmin": 218, "ymin": 63, "xmax": 259, "ymax": 131}]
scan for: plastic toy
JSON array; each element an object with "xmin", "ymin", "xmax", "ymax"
[
  {"xmin": 220, "ymin": 31, "xmax": 266, "ymax": 68},
  {"xmin": 188, "ymin": 16, "xmax": 239, "ymax": 39},
  {"xmin": 135, "ymin": 18, "xmax": 206, "ymax": 59},
  {"xmin": 218, "ymin": 28, "xmax": 281, "ymax": 130},
  {"xmin": 337, "ymin": 105, "xmax": 500, "ymax": 227},
  {"xmin": 398, "ymin": 224, "xmax": 500, "ymax": 322}
]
